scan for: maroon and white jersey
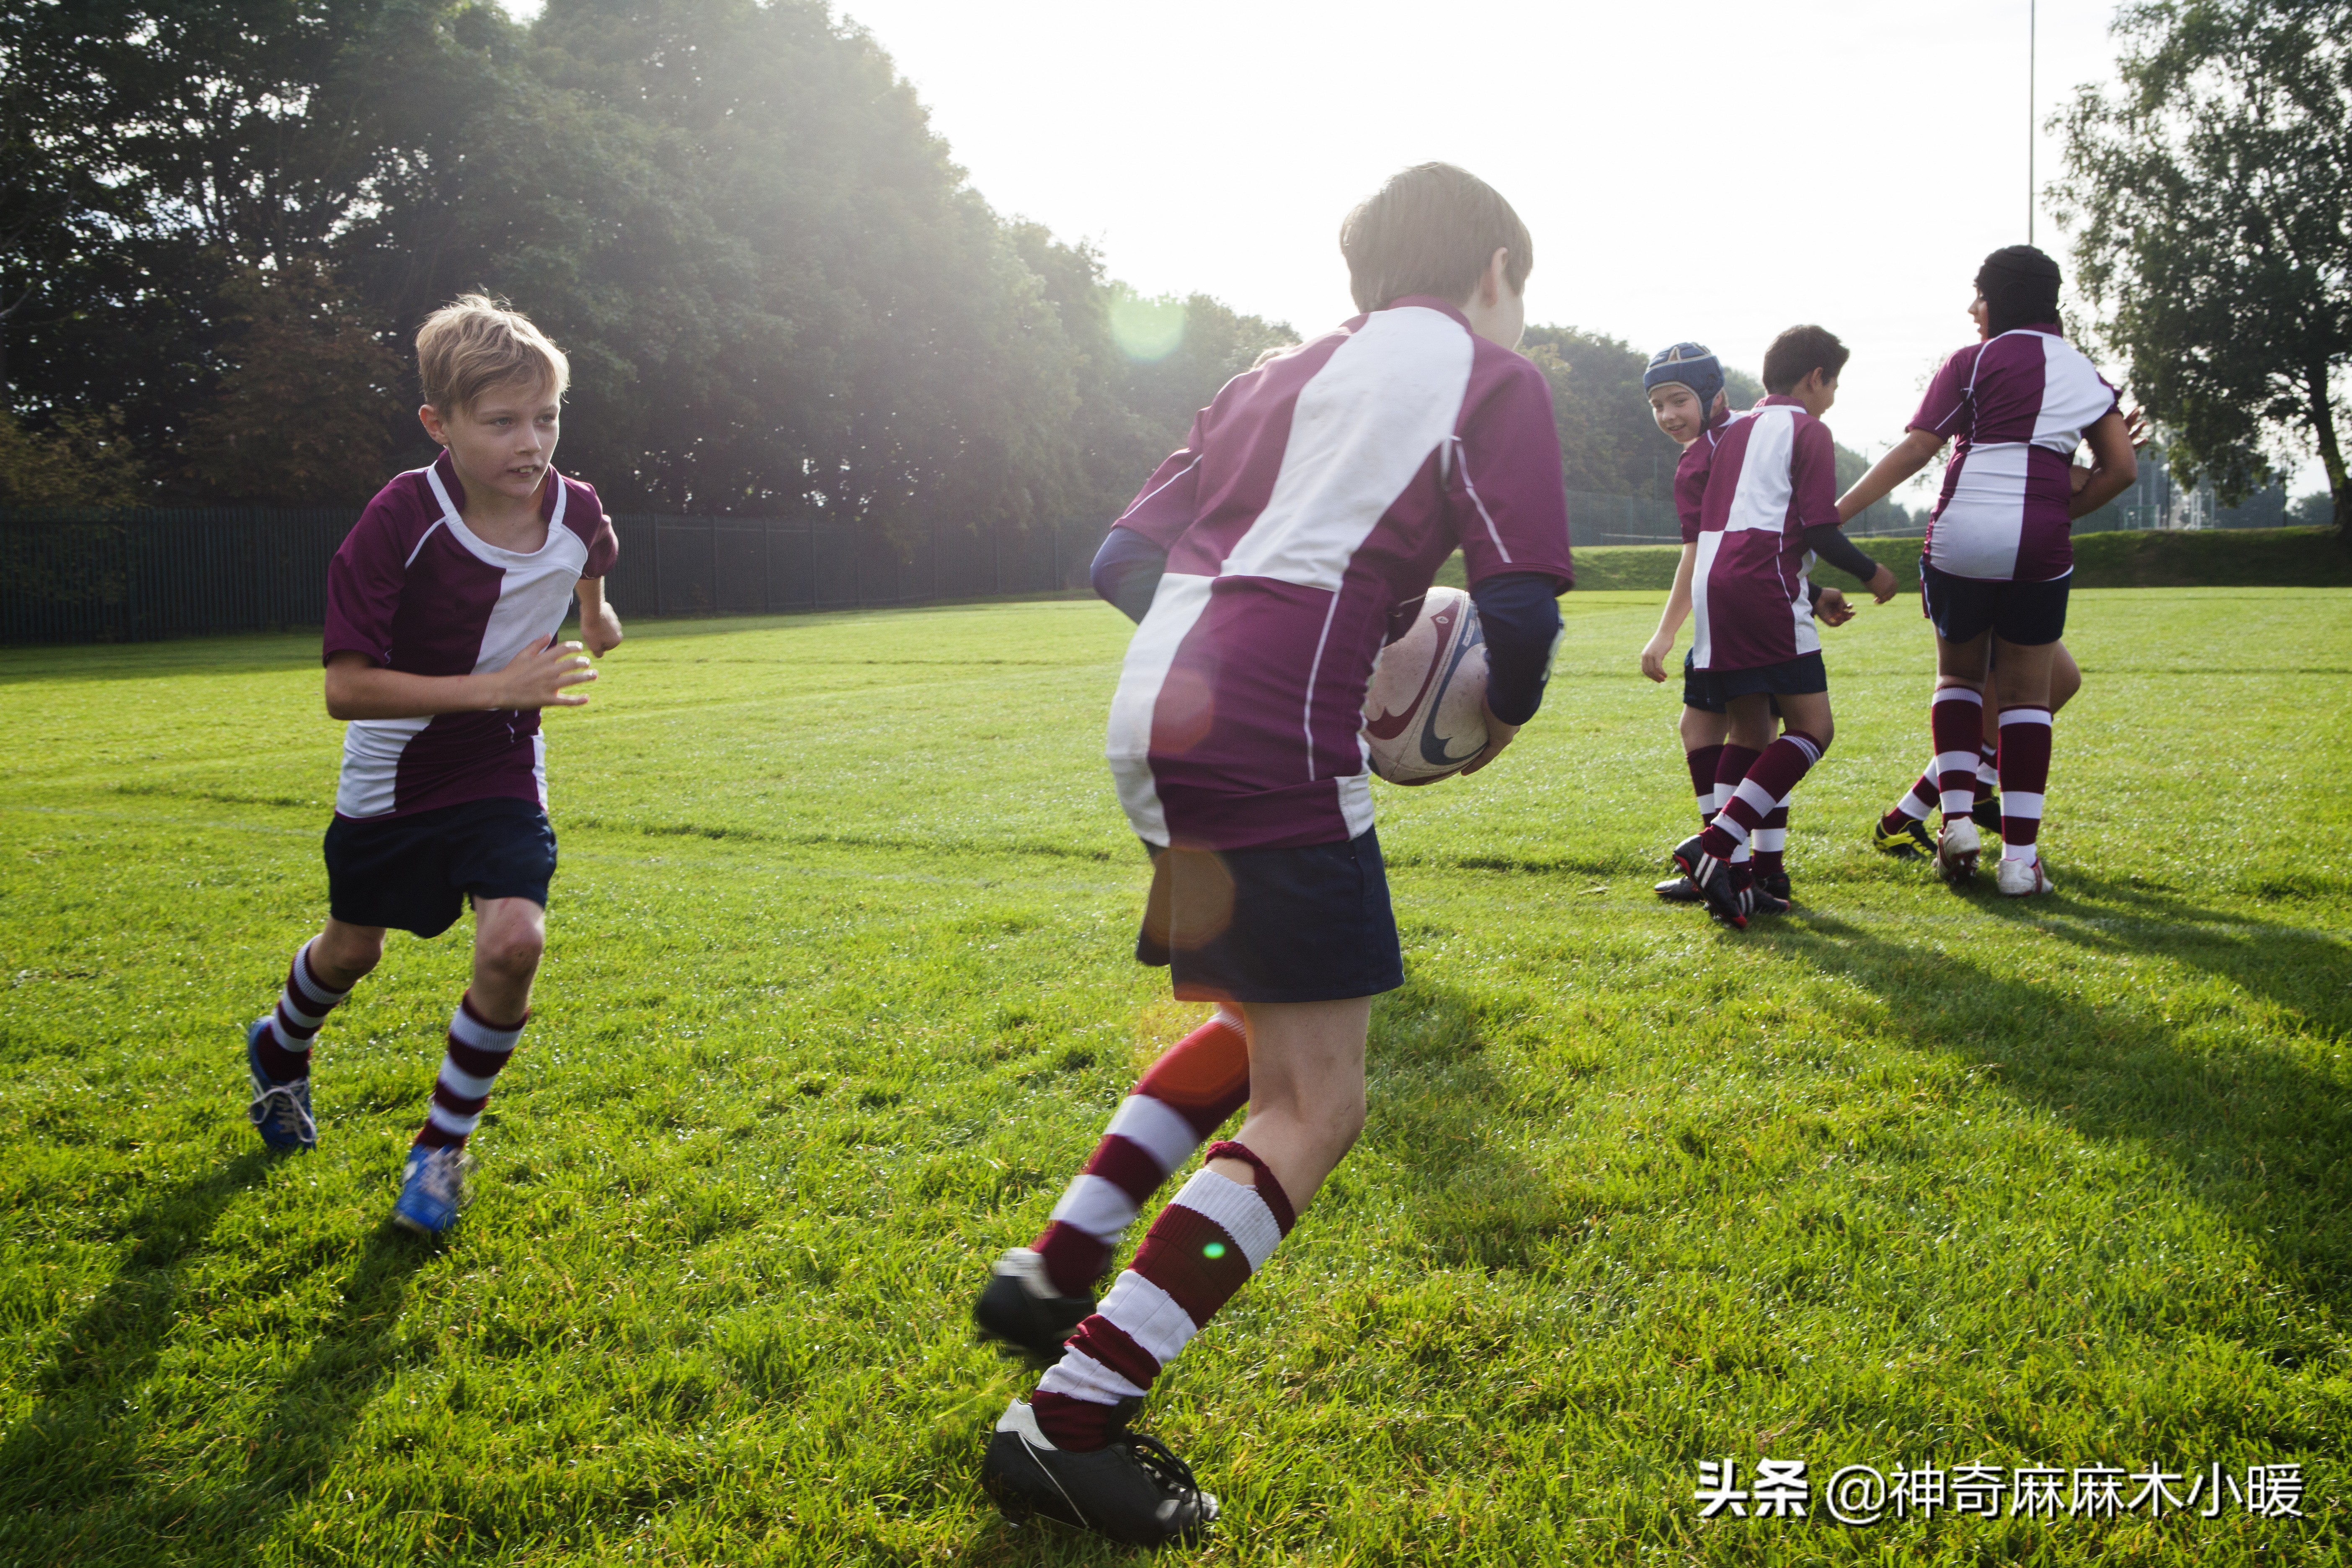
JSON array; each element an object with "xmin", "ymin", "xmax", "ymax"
[
  {"xmin": 1912, "ymin": 324, "xmax": 2122, "ymax": 582},
  {"xmin": 1106, "ymin": 296, "xmax": 1573, "ymax": 852},
  {"xmin": 323, "ymin": 450, "xmax": 617, "ymax": 820},
  {"xmin": 1678, "ymin": 395, "xmax": 1838, "ymax": 673}
]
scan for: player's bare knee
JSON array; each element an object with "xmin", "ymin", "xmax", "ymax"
[{"xmin": 315, "ymin": 924, "xmax": 383, "ymax": 983}]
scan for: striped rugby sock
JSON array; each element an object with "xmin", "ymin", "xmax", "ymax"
[
  {"xmin": 1751, "ymin": 801, "xmax": 1792, "ymax": 879},
  {"xmin": 1976, "ymin": 739, "xmax": 2000, "ymax": 802},
  {"xmin": 1033, "ymin": 1008, "xmax": 1251, "ymax": 1297},
  {"xmin": 257, "ymin": 940, "xmax": 349, "ymax": 1081},
  {"xmin": 1883, "ymin": 763, "xmax": 1938, "ymax": 830},
  {"xmin": 413, "ymin": 993, "xmax": 526, "ymax": 1151},
  {"xmin": 1032, "ymin": 1140, "xmax": 1296, "ymax": 1451},
  {"xmin": 1997, "ymin": 707, "xmax": 2053, "ymax": 862},
  {"xmin": 1685, "ymin": 744, "xmax": 1727, "ymax": 828},
  {"xmin": 1700, "ymin": 734, "xmax": 1825, "ymax": 863},
  {"xmin": 1931, "ymin": 688, "xmax": 1986, "ymax": 823}
]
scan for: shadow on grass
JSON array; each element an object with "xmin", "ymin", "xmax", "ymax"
[
  {"xmin": 0, "ymin": 1155, "xmax": 432, "ymax": 1562},
  {"xmin": 1365, "ymin": 976, "xmax": 1586, "ymax": 1274},
  {"xmin": 230, "ymin": 1225, "xmax": 432, "ymax": 1531},
  {"xmin": 1753, "ymin": 897, "xmax": 2352, "ymax": 1323},
  {"xmin": 0, "ymin": 1150, "xmax": 273, "ymax": 1482}
]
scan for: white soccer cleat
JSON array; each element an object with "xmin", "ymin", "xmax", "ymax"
[
  {"xmin": 1937, "ymin": 818, "xmax": 1981, "ymax": 883},
  {"xmin": 1997, "ymin": 855, "xmax": 2054, "ymax": 897}
]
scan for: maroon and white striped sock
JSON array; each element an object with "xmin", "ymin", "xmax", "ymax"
[
  {"xmin": 1032, "ymin": 1009, "xmax": 1250, "ymax": 1297},
  {"xmin": 1997, "ymin": 707, "xmax": 2053, "ymax": 862},
  {"xmin": 256, "ymin": 940, "xmax": 349, "ymax": 1081},
  {"xmin": 413, "ymin": 993, "xmax": 526, "ymax": 1150},
  {"xmin": 1032, "ymin": 1140, "xmax": 1296, "ymax": 1451},
  {"xmin": 1930, "ymin": 688, "xmax": 1985, "ymax": 824},
  {"xmin": 1975, "ymin": 739, "xmax": 2000, "ymax": 804},
  {"xmin": 1880, "ymin": 763, "xmax": 1939, "ymax": 833},
  {"xmin": 1700, "ymin": 734, "xmax": 1825, "ymax": 863},
  {"xmin": 1700, "ymin": 744, "xmax": 1761, "ymax": 864},
  {"xmin": 1751, "ymin": 802, "xmax": 1791, "ymax": 880},
  {"xmin": 1686, "ymin": 743, "xmax": 1727, "ymax": 828}
]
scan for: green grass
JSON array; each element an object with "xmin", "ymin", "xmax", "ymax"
[
  {"xmin": 1483, "ymin": 526, "xmax": 2352, "ymax": 593},
  {"xmin": 2, "ymin": 588, "xmax": 2348, "ymax": 1565}
]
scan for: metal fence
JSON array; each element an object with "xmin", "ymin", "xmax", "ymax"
[
  {"xmin": 0, "ymin": 508, "xmax": 1102, "ymax": 645},
  {"xmin": 0, "ymin": 490, "xmax": 1922, "ymax": 645}
]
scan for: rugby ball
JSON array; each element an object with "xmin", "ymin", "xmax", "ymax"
[{"xmin": 1363, "ymin": 587, "xmax": 1490, "ymax": 785}]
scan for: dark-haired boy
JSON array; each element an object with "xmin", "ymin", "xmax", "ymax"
[
  {"xmin": 974, "ymin": 162, "xmax": 1573, "ymax": 1546},
  {"xmin": 239, "ymin": 294, "xmax": 620, "ymax": 1233},
  {"xmin": 1670, "ymin": 325, "xmax": 1897, "ymax": 928}
]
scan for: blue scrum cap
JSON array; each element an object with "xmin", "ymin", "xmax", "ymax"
[{"xmin": 1643, "ymin": 341, "xmax": 1723, "ymax": 411}]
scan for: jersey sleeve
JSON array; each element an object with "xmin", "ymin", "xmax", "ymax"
[
  {"xmin": 1451, "ymin": 354, "xmax": 1574, "ymax": 590},
  {"xmin": 1674, "ymin": 436, "xmax": 1714, "ymax": 544},
  {"xmin": 1113, "ymin": 414, "xmax": 1208, "ymax": 550},
  {"xmin": 1789, "ymin": 416, "xmax": 1841, "ymax": 531},
  {"xmin": 323, "ymin": 486, "xmax": 414, "ymax": 667},
  {"xmin": 1910, "ymin": 346, "xmax": 1979, "ymax": 437}
]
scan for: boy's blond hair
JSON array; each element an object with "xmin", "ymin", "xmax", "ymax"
[{"xmin": 415, "ymin": 294, "xmax": 570, "ymax": 413}]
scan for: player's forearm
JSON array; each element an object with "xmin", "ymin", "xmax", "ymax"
[
  {"xmin": 1651, "ymin": 547, "xmax": 1698, "ymax": 640},
  {"xmin": 2068, "ymin": 466, "xmax": 2137, "ymax": 518},
  {"xmin": 325, "ymin": 665, "xmax": 524, "ymax": 721},
  {"xmin": 1837, "ymin": 430, "xmax": 1942, "ymax": 522}
]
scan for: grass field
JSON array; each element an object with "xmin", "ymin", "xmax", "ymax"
[{"xmin": 2, "ymin": 586, "xmax": 2349, "ymax": 1565}]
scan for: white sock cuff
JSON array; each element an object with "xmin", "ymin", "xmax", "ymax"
[
  {"xmin": 1729, "ymin": 841, "xmax": 1753, "ymax": 864},
  {"xmin": 2001, "ymin": 841, "xmax": 2041, "ymax": 864},
  {"xmin": 1106, "ymin": 1094, "xmax": 1199, "ymax": 1175},
  {"xmin": 1750, "ymin": 828, "xmax": 1787, "ymax": 852},
  {"xmin": 2001, "ymin": 791, "xmax": 2046, "ymax": 820},
  {"xmin": 291, "ymin": 944, "xmax": 349, "ymax": 1008},
  {"xmin": 1731, "ymin": 778, "xmax": 1779, "ymax": 818},
  {"xmin": 449, "ymin": 1005, "xmax": 524, "ymax": 1056},
  {"xmin": 1934, "ymin": 750, "xmax": 1979, "ymax": 778},
  {"xmin": 1169, "ymin": 1168, "xmax": 1283, "ymax": 1270},
  {"xmin": 1050, "ymin": 1173, "xmax": 1140, "ymax": 1242},
  {"xmin": 1933, "ymin": 687, "xmax": 1984, "ymax": 707},
  {"xmin": 1098, "ymin": 1269, "xmax": 1199, "ymax": 1364},
  {"xmin": 1940, "ymin": 791, "xmax": 1976, "ymax": 816},
  {"xmin": 1999, "ymin": 707, "xmax": 2053, "ymax": 727},
  {"xmin": 1895, "ymin": 794, "xmax": 1932, "ymax": 821},
  {"xmin": 1034, "ymin": 1348, "xmax": 1149, "ymax": 1407},
  {"xmin": 426, "ymin": 1103, "xmax": 483, "ymax": 1137},
  {"xmin": 438, "ymin": 1059, "xmax": 501, "ymax": 1100}
]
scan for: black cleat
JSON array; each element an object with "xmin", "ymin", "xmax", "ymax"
[
  {"xmin": 1871, "ymin": 816, "xmax": 1935, "ymax": 860},
  {"xmin": 1654, "ymin": 873, "xmax": 1705, "ymax": 903},
  {"xmin": 1972, "ymin": 792, "xmax": 2004, "ymax": 832},
  {"xmin": 974, "ymin": 1248, "xmax": 1096, "ymax": 1367},
  {"xmin": 1755, "ymin": 870, "xmax": 1793, "ymax": 908},
  {"xmin": 1672, "ymin": 835, "xmax": 1749, "ymax": 930},
  {"xmin": 984, "ymin": 1399, "xmax": 1219, "ymax": 1547}
]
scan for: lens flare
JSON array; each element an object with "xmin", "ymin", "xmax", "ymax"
[{"xmin": 1109, "ymin": 291, "xmax": 1185, "ymax": 363}]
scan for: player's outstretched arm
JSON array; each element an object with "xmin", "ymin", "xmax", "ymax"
[
  {"xmin": 324, "ymin": 639, "xmax": 598, "ymax": 721},
  {"xmin": 1836, "ymin": 428, "xmax": 1945, "ymax": 524},
  {"xmin": 575, "ymin": 576, "xmax": 624, "ymax": 656}
]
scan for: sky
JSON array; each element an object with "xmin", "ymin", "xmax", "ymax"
[{"xmin": 503, "ymin": 2, "xmax": 2309, "ymax": 500}]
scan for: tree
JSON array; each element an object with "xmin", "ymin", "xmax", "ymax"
[
  {"xmin": 2058, "ymin": 0, "xmax": 2352, "ymax": 539},
  {"xmin": 176, "ymin": 260, "xmax": 410, "ymax": 505},
  {"xmin": 0, "ymin": 406, "xmax": 146, "ymax": 506}
]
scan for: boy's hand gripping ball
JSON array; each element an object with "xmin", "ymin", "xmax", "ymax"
[{"xmin": 1362, "ymin": 586, "xmax": 1490, "ymax": 786}]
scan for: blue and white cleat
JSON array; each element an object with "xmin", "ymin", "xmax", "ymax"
[
  {"xmin": 246, "ymin": 1018, "xmax": 317, "ymax": 1152},
  {"xmin": 391, "ymin": 1145, "xmax": 474, "ymax": 1235}
]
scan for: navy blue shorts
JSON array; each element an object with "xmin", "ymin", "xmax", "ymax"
[
  {"xmin": 1135, "ymin": 828, "xmax": 1404, "ymax": 1004},
  {"xmin": 324, "ymin": 797, "xmax": 557, "ymax": 939},
  {"xmin": 1682, "ymin": 650, "xmax": 1782, "ymax": 717},
  {"xmin": 1921, "ymin": 560, "xmax": 2070, "ymax": 646},
  {"xmin": 1684, "ymin": 650, "xmax": 1826, "ymax": 710}
]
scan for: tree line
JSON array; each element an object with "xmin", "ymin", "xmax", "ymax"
[{"xmin": 5, "ymin": 0, "xmax": 1904, "ymax": 532}]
